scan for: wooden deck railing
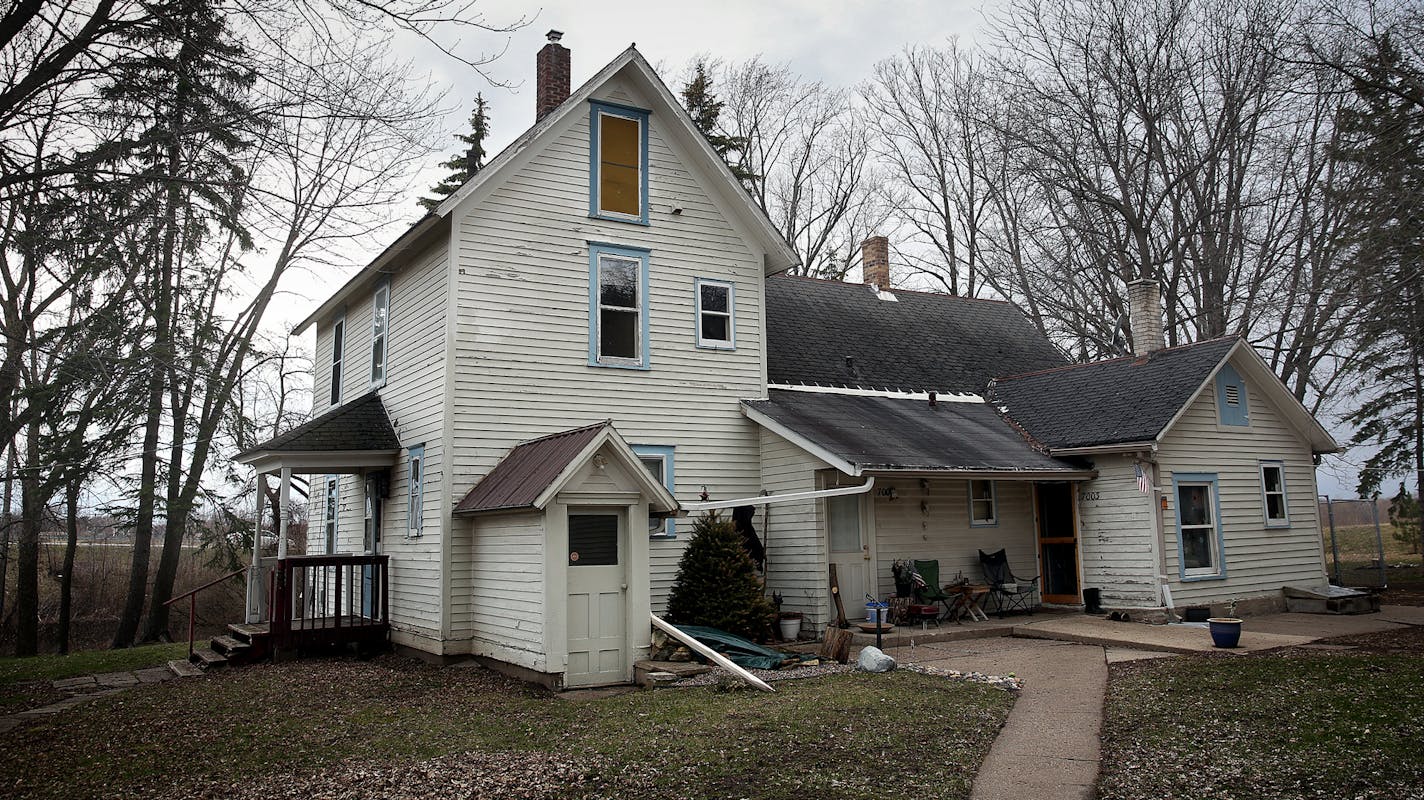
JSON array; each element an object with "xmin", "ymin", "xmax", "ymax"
[{"xmin": 269, "ymin": 554, "xmax": 389, "ymax": 652}]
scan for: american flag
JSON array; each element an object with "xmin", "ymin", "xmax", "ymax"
[{"xmin": 1135, "ymin": 462, "xmax": 1152, "ymax": 494}]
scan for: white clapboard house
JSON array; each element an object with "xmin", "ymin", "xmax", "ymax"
[{"xmin": 235, "ymin": 34, "xmax": 1339, "ymax": 688}]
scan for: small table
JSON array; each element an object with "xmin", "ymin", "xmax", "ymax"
[{"xmin": 945, "ymin": 584, "xmax": 990, "ymax": 623}]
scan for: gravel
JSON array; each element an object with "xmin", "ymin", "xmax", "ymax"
[{"xmin": 670, "ymin": 659, "xmax": 1022, "ymax": 692}]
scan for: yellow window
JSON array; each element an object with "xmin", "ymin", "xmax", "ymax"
[{"xmin": 599, "ymin": 113, "xmax": 640, "ymax": 216}]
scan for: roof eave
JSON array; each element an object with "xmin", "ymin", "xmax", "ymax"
[
  {"xmin": 1049, "ymin": 442, "xmax": 1159, "ymax": 457},
  {"xmin": 236, "ymin": 449, "xmax": 401, "ymax": 474},
  {"xmin": 862, "ymin": 467, "xmax": 1098, "ymax": 480},
  {"xmin": 740, "ymin": 402, "xmax": 860, "ymax": 477}
]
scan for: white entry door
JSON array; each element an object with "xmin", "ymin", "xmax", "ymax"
[
  {"xmin": 827, "ymin": 494, "xmax": 869, "ymax": 621},
  {"xmin": 566, "ymin": 512, "xmax": 627, "ymax": 687}
]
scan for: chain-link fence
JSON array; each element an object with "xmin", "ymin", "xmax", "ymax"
[{"xmin": 1318, "ymin": 496, "xmax": 1388, "ymax": 588}]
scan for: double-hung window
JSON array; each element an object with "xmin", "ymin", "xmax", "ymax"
[
  {"xmin": 323, "ymin": 475, "xmax": 339, "ymax": 553},
  {"xmin": 407, "ymin": 445, "xmax": 424, "ymax": 537},
  {"xmin": 695, "ymin": 279, "xmax": 734, "ymax": 349},
  {"xmin": 588, "ymin": 243, "xmax": 650, "ymax": 369},
  {"xmin": 633, "ymin": 445, "xmax": 675, "ymax": 537},
  {"xmin": 370, "ymin": 281, "xmax": 390, "ymax": 387},
  {"xmin": 1260, "ymin": 462, "xmax": 1289, "ymax": 527},
  {"xmin": 589, "ymin": 101, "xmax": 649, "ymax": 224},
  {"xmin": 969, "ymin": 480, "xmax": 997, "ymax": 526},
  {"xmin": 330, "ymin": 318, "xmax": 345, "ymax": 406},
  {"xmin": 1175, "ymin": 473, "xmax": 1224, "ymax": 579}
]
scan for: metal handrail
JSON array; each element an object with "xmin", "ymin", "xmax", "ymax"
[{"xmin": 163, "ymin": 566, "xmax": 248, "ymax": 660}]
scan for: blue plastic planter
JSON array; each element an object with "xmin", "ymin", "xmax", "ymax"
[{"xmin": 1208, "ymin": 618, "xmax": 1242, "ymax": 648}]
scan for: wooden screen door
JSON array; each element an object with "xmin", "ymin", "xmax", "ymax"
[
  {"xmin": 566, "ymin": 512, "xmax": 627, "ymax": 687},
  {"xmin": 1035, "ymin": 483, "xmax": 1081, "ymax": 604}
]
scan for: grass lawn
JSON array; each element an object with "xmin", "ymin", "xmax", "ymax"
[
  {"xmin": 0, "ymin": 642, "xmax": 189, "ymax": 688},
  {"xmin": 1098, "ymin": 633, "xmax": 1424, "ymax": 800},
  {"xmin": 0, "ymin": 655, "xmax": 1013, "ymax": 800}
]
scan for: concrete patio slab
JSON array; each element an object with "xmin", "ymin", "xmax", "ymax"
[
  {"xmin": 1012, "ymin": 615, "xmax": 1314, "ymax": 653},
  {"xmin": 1376, "ymin": 604, "xmax": 1424, "ymax": 626}
]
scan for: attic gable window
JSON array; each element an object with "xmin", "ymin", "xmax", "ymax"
[
  {"xmin": 587, "ymin": 242, "xmax": 650, "ymax": 370},
  {"xmin": 588, "ymin": 100, "xmax": 650, "ymax": 225}
]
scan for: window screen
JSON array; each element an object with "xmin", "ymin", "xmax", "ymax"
[{"xmin": 569, "ymin": 514, "xmax": 619, "ymax": 566}]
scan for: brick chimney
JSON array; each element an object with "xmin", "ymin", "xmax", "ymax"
[
  {"xmin": 861, "ymin": 236, "xmax": 890, "ymax": 291},
  {"xmin": 536, "ymin": 30, "xmax": 570, "ymax": 122},
  {"xmin": 1127, "ymin": 277, "xmax": 1166, "ymax": 354}
]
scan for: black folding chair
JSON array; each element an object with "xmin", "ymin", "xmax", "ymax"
[{"xmin": 978, "ymin": 549, "xmax": 1039, "ymax": 617}]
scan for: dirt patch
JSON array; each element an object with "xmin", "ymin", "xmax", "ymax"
[
  {"xmin": 0, "ymin": 681, "xmax": 64, "ymax": 714},
  {"xmin": 1315, "ymin": 624, "xmax": 1424, "ymax": 655}
]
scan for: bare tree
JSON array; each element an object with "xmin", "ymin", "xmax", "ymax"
[{"xmin": 716, "ymin": 58, "xmax": 887, "ymax": 277}]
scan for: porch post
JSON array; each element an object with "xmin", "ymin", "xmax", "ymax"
[
  {"xmin": 246, "ymin": 471, "xmax": 268, "ymax": 623},
  {"xmin": 278, "ymin": 467, "xmax": 292, "ymax": 560}
]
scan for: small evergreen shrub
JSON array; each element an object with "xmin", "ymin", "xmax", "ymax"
[{"xmin": 665, "ymin": 512, "xmax": 775, "ymax": 640}]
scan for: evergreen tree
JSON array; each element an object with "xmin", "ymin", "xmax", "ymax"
[
  {"xmin": 681, "ymin": 60, "xmax": 756, "ymax": 184},
  {"xmin": 1333, "ymin": 32, "xmax": 1424, "ymax": 555},
  {"xmin": 665, "ymin": 512, "xmax": 774, "ymax": 641},
  {"xmin": 420, "ymin": 95, "xmax": 491, "ymax": 211},
  {"xmin": 1389, "ymin": 483, "xmax": 1421, "ymax": 554}
]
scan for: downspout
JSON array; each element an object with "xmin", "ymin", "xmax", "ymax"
[
  {"xmin": 1143, "ymin": 452, "xmax": 1177, "ymax": 622},
  {"xmin": 679, "ymin": 477, "xmax": 875, "ymax": 513}
]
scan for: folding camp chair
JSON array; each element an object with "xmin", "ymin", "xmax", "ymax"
[
  {"xmin": 912, "ymin": 559, "xmax": 957, "ymax": 620},
  {"xmin": 978, "ymin": 549, "xmax": 1040, "ymax": 617}
]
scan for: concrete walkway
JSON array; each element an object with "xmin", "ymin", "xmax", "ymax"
[
  {"xmin": 0, "ymin": 666, "xmax": 181, "ymax": 735},
  {"xmin": 884, "ymin": 637, "xmax": 1139, "ymax": 800}
]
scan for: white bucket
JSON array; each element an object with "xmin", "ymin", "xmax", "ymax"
[{"xmin": 778, "ymin": 615, "xmax": 802, "ymax": 640}]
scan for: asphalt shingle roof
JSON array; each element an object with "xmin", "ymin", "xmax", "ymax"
[
  {"xmin": 765, "ymin": 276, "xmax": 1068, "ymax": 395},
  {"xmin": 238, "ymin": 391, "xmax": 400, "ymax": 457},
  {"xmin": 988, "ymin": 337, "xmax": 1240, "ymax": 450},
  {"xmin": 453, "ymin": 422, "xmax": 609, "ymax": 514},
  {"xmin": 742, "ymin": 390, "xmax": 1087, "ymax": 474}
]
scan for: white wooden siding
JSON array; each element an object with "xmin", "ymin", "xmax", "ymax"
[
  {"xmin": 870, "ymin": 478, "xmax": 1038, "ymax": 600},
  {"xmin": 1076, "ymin": 455, "xmax": 1160, "ymax": 608},
  {"xmin": 760, "ymin": 429, "xmax": 831, "ymax": 627},
  {"xmin": 455, "ymin": 513, "xmax": 546, "ymax": 669},
  {"xmin": 307, "ymin": 240, "xmax": 450, "ymax": 645},
  {"xmin": 448, "ymin": 74, "xmax": 767, "ymax": 626},
  {"xmin": 1157, "ymin": 356, "xmax": 1328, "ymax": 605}
]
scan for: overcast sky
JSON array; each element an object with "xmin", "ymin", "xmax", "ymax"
[{"xmin": 264, "ymin": 0, "xmax": 1367, "ymax": 498}]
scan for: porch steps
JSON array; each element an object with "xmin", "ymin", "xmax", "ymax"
[
  {"xmin": 210, "ymin": 635, "xmax": 251, "ymax": 659},
  {"xmin": 190, "ymin": 648, "xmax": 229, "ymax": 670}
]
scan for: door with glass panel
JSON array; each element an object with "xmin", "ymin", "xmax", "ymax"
[
  {"xmin": 566, "ymin": 511, "xmax": 627, "ymax": 687},
  {"xmin": 827, "ymin": 493, "xmax": 869, "ymax": 621}
]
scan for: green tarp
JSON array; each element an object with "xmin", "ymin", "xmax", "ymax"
[{"xmin": 676, "ymin": 625, "xmax": 816, "ymax": 670}]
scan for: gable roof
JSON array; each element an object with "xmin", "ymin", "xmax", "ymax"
[
  {"xmin": 741, "ymin": 389, "xmax": 1093, "ymax": 477},
  {"xmin": 453, "ymin": 421, "xmax": 679, "ymax": 515},
  {"xmin": 989, "ymin": 336, "xmax": 1338, "ymax": 454},
  {"xmin": 765, "ymin": 276, "xmax": 1068, "ymax": 395},
  {"xmin": 295, "ymin": 46, "xmax": 798, "ymax": 336},
  {"xmin": 236, "ymin": 392, "xmax": 400, "ymax": 459}
]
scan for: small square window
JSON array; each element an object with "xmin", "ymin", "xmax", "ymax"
[
  {"xmin": 633, "ymin": 444, "xmax": 675, "ymax": 537},
  {"xmin": 696, "ymin": 280, "xmax": 735, "ymax": 349}
]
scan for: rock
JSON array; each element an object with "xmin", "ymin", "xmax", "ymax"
[{"xmin": 855, "ymin": 646, "xmax": 896, "ymax": 673}]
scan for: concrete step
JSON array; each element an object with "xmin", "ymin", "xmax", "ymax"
[
  {"xmin": 210, "ymin": 635, "xmax": 251, "ymax": 657},
  {"xmin": 190, "ymin": 648, "xmax": 229, "ymax": 670},
  {"xmin": 167, "ymin": 659, "xmax": 204, "ymax": 678}
]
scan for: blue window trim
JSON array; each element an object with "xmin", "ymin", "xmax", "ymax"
[
  {"xmin": 1215, "ymin": 363, "xmax": 1249, "ymax": 427},
  {"xmin": 632, "ymin": 444, "xmax": 676, "ymax": 539},
  {"xmin": 968, "ymin": 479, "xmax": 998, "ymax": 528},
  {"xmin": 1172, "ymin": 471, "xmax": 1227, "ymax": 581},
  {"xmin": 330, "ymin": 315, "xmax": 345, "ymax": 407},
  {"xmin": 588, "ymin": 100, "xmax": 651, "ymax": 225},
  {"xmin": 587, "ymin": 242, "xmax": 651, "ymax": 370},
  {"xmin": 407, "ymin": 444, "xmax": 424, "ymax": 538},
  {"xmin": 693, "ymin": 278, "xmax": 736, "ymax": 351},
  {"xmin": 1259, "ymin": 460, "xmax": 1290, "ymax": 528},
  {"xmin": 369, "ymin": 278, "xmax": 391, "ymax": 390},
  {"xmin": 324, "ymin": 474, "xmax": 339, "ymax": 553}
]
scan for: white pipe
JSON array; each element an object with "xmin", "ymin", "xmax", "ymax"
[
  {"xmin": 680, "ymin": 477, "xmax": 875, "ymax": 513},
  {"xmin": 650, "ymin": 614, "xmax": 775, "ymax": 693}
]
